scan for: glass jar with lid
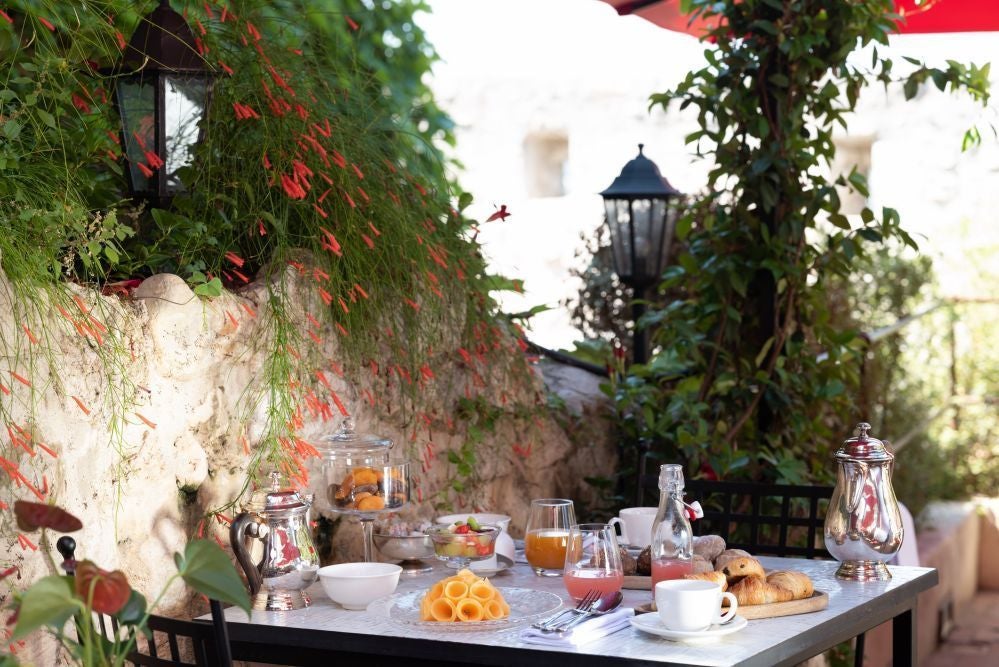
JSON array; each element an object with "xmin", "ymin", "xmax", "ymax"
[{"xmin": 318, "ymin": 418, "xmax": 410, "ymax": 560}]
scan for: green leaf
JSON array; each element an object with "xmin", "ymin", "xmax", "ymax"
[
  {"xmin": 754, "ymin": 337, "xmax": 775, "ymax": 368},
  {"xmin": 115, "ymin": 590, "xmax": 148, "ymax": 627},
  {"xmin": 828, "ymin": 213, "xmax": 850, "ymax": 230},
  {"xmin": 36, "ymin": 110, "xmax": 56, "ymax": 129},
  {"xmin": 175, "ymin": 540, "xmax": 251, "ymax": 615},
  {"xmin": 3, "ymin": 120, "xmax": 21, "ymax": 141},
  {"xmin": 457, "ymin": 191, "xmax": 473, "ymax": 211},
  {"xmin": 11, "ymin": 576, "xmax": 80, "ymax": 641},
  {"xmin": 193, "ymin": 277, "xmax": 223, "ymax": 298}
]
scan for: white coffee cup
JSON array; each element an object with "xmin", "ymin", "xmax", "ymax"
[
  {"xmin": 608, "ymin": 507, "xmax": 657, "ymax": 549},
  {"xmin": 655, "ymin": 579, "xmax": 738, "ymax": 632}
]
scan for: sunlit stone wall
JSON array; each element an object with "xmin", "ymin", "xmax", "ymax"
[{"xmin": 0, "ymin": 267, "xmax": 614, "ymax": 662}]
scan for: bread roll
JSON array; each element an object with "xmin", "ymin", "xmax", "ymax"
[
  {"xmin": 683, "ymin": 570, "xmax": 728, "ymax": 591},
  {"xmin": 727, "ymin": 575, "xmax": 794, "ymax": 606},
  {"xmin": 693, "ymin": 535, "xmax": 726, "ymax": 562},
  {"xmin": 718, "ymin": 556, "xmax": 766, "ymax": 585},
  {"xmin": 691, "ymin": 554, "xmax": 714, "ymax": 574},
  {"xmin": 766, "ymin": 570, "xmax": 813, "ymax": 600},
  {"xmin": 714, "ymin": 548, "xmax": 752, "ymax": 570}
]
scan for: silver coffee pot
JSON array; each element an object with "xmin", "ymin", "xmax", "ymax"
[
  {"xmin": 824, "ymin": 422, "xmax": 904, "ymax": 581},
  {"xmin": 230, "ymin": 471, "xmax": 320, "ymax": 610}
]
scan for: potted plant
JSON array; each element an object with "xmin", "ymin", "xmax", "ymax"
[{"xmin": 2, "ymin": 501, "xmax": 250, "ymax": 666}]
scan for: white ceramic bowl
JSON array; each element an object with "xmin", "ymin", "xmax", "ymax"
[{"xmin": 317, "ymin": 562, "xmax": 402, "ymax": 610}]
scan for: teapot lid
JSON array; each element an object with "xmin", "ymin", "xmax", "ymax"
[
  {"xmin": 319, "ymin": 418, "xmax": 393, "ymax": 456},
  {"xmin": 243, "ymin": 471, "xmax": 310, "ymax": 512},
  {"xmin": 835, "ymin": 422, "xmax": 894, "ymax": 462}
]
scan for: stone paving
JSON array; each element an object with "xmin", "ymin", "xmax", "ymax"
[{"xmin": 923, "ymin": 591, "xmax": 999, "ymax": 667}]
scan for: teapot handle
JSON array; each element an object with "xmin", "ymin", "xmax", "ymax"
[
  {"xmin": 230, "ymin": 512, "xmax": 267, "ymax": 596},
  {"xmin": 845, "ymin": 461, "xmax": 869, "ymax": 514}
]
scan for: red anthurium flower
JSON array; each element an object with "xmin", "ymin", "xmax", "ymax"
[
  {"xmin": 14, "ymin": 501, "xmax": 83, "ymax": 533},
  {"xmin": 74, "ymin": 561, "xmax": 132, "ymax": 615}
]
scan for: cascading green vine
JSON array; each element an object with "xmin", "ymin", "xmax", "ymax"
[
  {"xmin": 0, "ymin": 0, "xmax": 540, "ymax": 552},
  {"xmin": 607, "ymin": 0, "xmax": 990, "ymax": 486}
]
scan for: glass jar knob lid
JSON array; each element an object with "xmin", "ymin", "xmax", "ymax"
[{"xmin": 320, "ymin": 418, "xmax": 393, "ymax": 455}]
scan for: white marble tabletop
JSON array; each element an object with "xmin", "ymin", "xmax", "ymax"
[{"xmin": 214, "ymin": 557, "xmax": 937, "ymax": 666}]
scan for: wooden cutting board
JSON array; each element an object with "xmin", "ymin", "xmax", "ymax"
[
  {"xmin": 623, "ymin": 575, "xmax": 654, "ymax": 590},
  {"xmin": 633, "ymin": 590, "xmax": 829, "ymax": 620}
]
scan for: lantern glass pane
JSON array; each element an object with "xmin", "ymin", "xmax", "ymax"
[
  {"xmin": 605, "ymin": 198, "xmax": 631, "ymax": 279},
  {"xmin": 163, "ymin": 74, "xmax": 209, "ymax": 193},
  {"xmin": 631, "ymin": 199, "xmax": 653, "ymax": 281},
  {"xmin": 116, "ymin": 77, "xmax": 156, "ymax": 194},
  {"xmin": 650, "ymin": 197, "xmax": 669, "ymax": 277}
]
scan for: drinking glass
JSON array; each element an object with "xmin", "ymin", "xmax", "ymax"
[
  {"xmin": 525, "ymin": 499, "xmax": 575, "ymax": 577},
  {"xmin": 563, "ymin": 523, "xmax": 623, "ymax": 601}
]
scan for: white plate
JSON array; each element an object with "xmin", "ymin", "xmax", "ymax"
[
  {"xmin": 446, "ymin": 559, "xmax": 512, "ymax": 577},
  {"xmin": 376, "ymin": 587, "xmax": 562, "ymax": 632},
  {"xmin": 629, "ymin": 614, "xmax": 748, "ymax": 642}
]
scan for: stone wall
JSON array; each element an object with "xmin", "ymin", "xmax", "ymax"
[{"xmin": 0, "ymin": 267, "xmax": 615, "ymax": 662}]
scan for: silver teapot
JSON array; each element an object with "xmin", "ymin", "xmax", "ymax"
[
  {"xmin": 824, "ymin": 422, "xmax": 904, "ymax": 581},
  {"xmin": 230, "ymin": 471, "xmax": 319, "ymax": 610}
]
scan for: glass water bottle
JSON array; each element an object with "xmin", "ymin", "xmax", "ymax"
[{"xmin": 650, "ymin": 463, "xmax": 693, "ymax": 586}]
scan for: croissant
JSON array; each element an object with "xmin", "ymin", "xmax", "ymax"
[
  {"xmin": 683, "ymin": 570, "xmax": 728, "ymax": 591},
  {"xmin": 726, "ymin": 575, "xmax": 794, "ymax": 606},
  {"xmin": 718, "ymin": 556, "xmax": 766, "ymax": 585},
  {"xmin": 766, "ymin": 570, "xmax": 813, "ymax": 600}
]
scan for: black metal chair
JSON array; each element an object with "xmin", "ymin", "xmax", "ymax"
[{"xmin": 57, "ymin": 537, "xmax": 234, "ymax": 667}]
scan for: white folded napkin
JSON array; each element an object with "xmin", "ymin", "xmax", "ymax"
[{"xmin": 520, "ymin": 608, "xmax": 635, "ymax": 647}]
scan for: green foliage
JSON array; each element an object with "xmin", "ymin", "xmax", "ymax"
[
  {"xmin": 606, "ymin": 0, "xmax": 990, "ymax": 488},
  {"xmin": 10, "ymin": 575, "xmax": 79, "ymax": 642},
  {"xmin": 5, "ymin": 505, "xmax": 248, "ymax": 665},
  {"xmin": 174, "ymin": 539, "xmax": 252, "ymax": 614},
  {"xmin": 0, "ymin": 0, "xmax": 537, "ymax": 524}
]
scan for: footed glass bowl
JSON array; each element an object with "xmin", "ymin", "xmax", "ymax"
[
  {"xmin": 425, "ymin": 524, "xmax": 499, "ymax": 570},
  {"xmin": 373, "ymin": 533, "xmax": 435, "ymax": 575}
]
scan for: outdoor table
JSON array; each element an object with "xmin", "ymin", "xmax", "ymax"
[{"xmin": 214, "ymin": 556, "xmax": 936, "ymax": 666}]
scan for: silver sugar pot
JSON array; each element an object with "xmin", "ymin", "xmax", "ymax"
[
  {"xmin": 824, "ymin": 422, "xmax": 904, "ymax": 581},
  {"xmin": 230, "ymin": 471, "xmax": 320, "ymax": 610}
]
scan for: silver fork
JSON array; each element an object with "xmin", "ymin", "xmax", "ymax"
[{"xmin": 531, "ymin": 589, "xmax": 600, "ymax": 631}]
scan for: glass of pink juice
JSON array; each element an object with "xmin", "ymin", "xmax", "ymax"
[
  {"xmin": 564, "ymin": 570, "xmax": 624, "ymax": 600},
  {"xmin": 562, "ymin": 523, "xmax": 623, "ymax": 601},
  {"xmin": 651, "ymin": 557, "xmax": 694, "ymax": 587}
]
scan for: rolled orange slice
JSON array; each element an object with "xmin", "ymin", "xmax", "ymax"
[
  {"xmin": 427, "ymin": 581, "xmax": 445, "ymax": 601},
  {"xmin": 420, "ymin": 594, "xmax": 434, "ymax": 621},
  {"xmin": 444, "ymin": 580, "xmax": 469, "ymax": 601},
  {"xmin": 430, "ymin": 597, "xmax": 457, "ymax": 622},
  {"xmin": 469, "ymin": 580, "xmax": 495, "ymax": 603},
  {"xmin": 484, "ymin": 598, "xmax": 507, "ymax": 620},
  {"xmin": 456, "ymin": 598, "xmax": 485, "ymax": 622}
]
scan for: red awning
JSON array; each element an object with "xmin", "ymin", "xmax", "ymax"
[{"xmin": 602, "ymin": 1, "xmax": 999, "ymax": 35}]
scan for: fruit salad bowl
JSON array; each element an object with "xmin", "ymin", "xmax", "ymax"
[{"xmin": 425, "ymin": 519, "xmax": 499, "ymax": 569}]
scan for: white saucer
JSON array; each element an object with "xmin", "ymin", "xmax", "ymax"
[
  {"xmin": 445, "ymin": 558, "xmax": 511, "ymax": 577},
  {"xmin": 629, "ymin": 614, "xmax": 748, "ymax": 642}
]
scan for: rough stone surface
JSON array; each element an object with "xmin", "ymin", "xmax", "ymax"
[{"xmin": 0, "ymin": 268, "xmax": 616, "ymax": 663}]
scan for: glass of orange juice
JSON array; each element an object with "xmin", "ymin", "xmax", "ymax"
[{"xmin": 525, "ymin": 498, "xmax": 575, "ymax": 577}]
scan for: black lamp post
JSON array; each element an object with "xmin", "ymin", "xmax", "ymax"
[
  {"xmin": 112, "ymin": 0, "xmax": 215, "ymax": 208},
  {"xmin": 599, "ymin": 144, "xmax": 682, "ymax": 365}
]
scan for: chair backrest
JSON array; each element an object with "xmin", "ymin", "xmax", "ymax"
[
  {"xmin": 636, "ymin": 467, "xmax": 833, "ymax": 559},
  {"xmin": 127, "ymin": 600, "xmax": 233, "ymax": 667},
  {"xmin": 686, "ymin": 479, "xmax": 833, "ymax": 559}
]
